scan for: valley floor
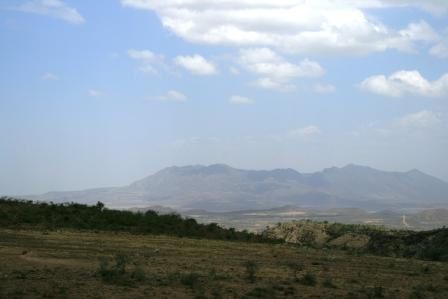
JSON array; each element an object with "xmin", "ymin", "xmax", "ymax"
[{"xmin": 0, "ymin": 228, "xmax": 447, "ymax": 298}]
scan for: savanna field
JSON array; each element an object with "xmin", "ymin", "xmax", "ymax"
[
  {"xmin": 1, "ymin": 228, "xmax": 448, "ymax": 299},
  {"xmin": 1, "ymin": 199, "xmax": 448, "ymax": 298}
]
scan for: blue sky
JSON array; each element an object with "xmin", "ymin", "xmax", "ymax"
[{"xmin": 0, "ymin": 0, "xmax": 448, "ymax": 194}]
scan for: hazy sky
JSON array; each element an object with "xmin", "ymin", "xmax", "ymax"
[{"xmin": 1, "ymin": 0, "xmax": 448, "ymax": 195}]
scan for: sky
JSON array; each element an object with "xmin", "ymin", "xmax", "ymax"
[{"xmin": 0, "ymin": 0, "xmax": 448, "ymax": 195}]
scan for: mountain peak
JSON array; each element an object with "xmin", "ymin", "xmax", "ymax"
[
  {"xmin": 342, "ymin": 164, "xmax": 373, "ymax": 170},
  {"xmin": 321, "ymin": 164, "xmax": 373, "ymax": 174},
  {"xmin": 407, "ymin": 168, "xmax": 424, "ymax": 175},
  {"xmin": 156, "ymin": 164, "xmax": 236, "ymax": 176},
  {"xmin": 207, "ymin": 163, "xmax": 233, "ymax": 170}
]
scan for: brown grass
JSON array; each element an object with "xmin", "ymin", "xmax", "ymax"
[{"xmin": 1, "ymin": 228, "xmax": 447, "ymax": 298}]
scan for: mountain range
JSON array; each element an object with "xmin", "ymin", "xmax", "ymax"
[{"xmin": 25, "ymin": 164, "xmax": 448, "ymax": 211}]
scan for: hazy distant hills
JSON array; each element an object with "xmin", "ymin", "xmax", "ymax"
[{"xmin": 26, "ymin": 164, "xmax": 448, "ymax": 211}]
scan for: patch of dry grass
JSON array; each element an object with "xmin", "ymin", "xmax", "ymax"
[{"xmin": 1, "ymin": 228, "xmax": 447, "ymax": 298}]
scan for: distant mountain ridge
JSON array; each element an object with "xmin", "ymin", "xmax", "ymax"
[{"xmin": 26, "ymin": 164, "xmax": 448, "ymax": 211}]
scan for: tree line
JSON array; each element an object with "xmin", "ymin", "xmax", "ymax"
[{"xmin": 0, "ymin": 197, "xmax": 277, "ymax": 243}]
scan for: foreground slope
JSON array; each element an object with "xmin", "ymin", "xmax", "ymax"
[
  {"xmin": 1, "ymin": 228, "xmax": 448, "ymax": 299},
  {"xmin": 27, "ymin": 164, "xmax": 448, "ymax": 211},
  {"xmin": 1, "ymin": 199, "xmax": 448, "ymax": 298}
]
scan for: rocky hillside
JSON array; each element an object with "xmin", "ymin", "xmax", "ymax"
[{"xmin": 263, "ymin": 220, "xmax": 448, "ymax": 261}]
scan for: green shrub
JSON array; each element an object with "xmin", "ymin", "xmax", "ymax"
[
  {"xmin": 243, "ymin": 287, "xmax": 277, "ymax": 298},
  {"xmin": 180, "ymin": 273, "xmax": 201, "ymax": 289},
  {"xmin": 130, "ymin": 266, "xmax": 146, "ymax": 282},
  {"xmin": 410, "ymin": 289, "xmax": 425, "ymax": 299},
  {"xmin": 286, "ymin": 262, "xmax": 304, "ymax": 282},
  {"xmin": 322, "ymin": 277, "xmax": 336, "ymax": 288},
  {"xmin": 363, "ymin": 286, "xmax": 385, "ymax": 298},
  {"xmin": 421, "ymin": 265, "xmax": 431, "ymax": 274},
  {"xmin": 300, "ymin": 272, "xmax": 317, "ymax": 286},
  {"xmin": 243, "ymin": 261, "xmax": 258, "ymax": 283},
  {"xmin": 96, "ymin": 253, "xmax": 146, "ymax": 285}
]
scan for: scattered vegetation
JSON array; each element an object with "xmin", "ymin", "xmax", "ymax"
[{"xmin": 1, "ymin": 228, "xmax": 448, "ymax": 298}]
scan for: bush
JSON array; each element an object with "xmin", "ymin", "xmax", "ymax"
[
  {"xmin": 243, "ymin": 287, "xmax": 277, "ymax": 298},
  {"xmin": 286, "ymin": 262, "xmax": 304, "ymax": 282},
  {"xmin": 130, "ymin": 266, "xmax": 146, "ymax": 282},
  {"xmin": 243, "ymin": 261, "xmax": 258, "ymax": 283},
  {"xmin": 421, "ymin": 265, "xmax": 431, "ymax": 274},
  {"xmin": 97, "ymin": 257, "xmax": 121, "ymax": 283},
  {"xmin": 96, "ymin": 254, "xmax": 145, "ymax": 285},
  {"xmin": 322, "ymin": 277, "xmax": 336, "ymax": 288},
  {"xmin": 362, "ymin": 286, "xmax": 385, "ymax": 298},
  {"xmin": 300, "ymin": 272, "xmax": 317, "ymax": 286},
  {"xmin": 180, "ymin": 272, "xmax": 201, "ymax": 289}
]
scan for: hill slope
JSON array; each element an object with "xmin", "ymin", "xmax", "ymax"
[{"xmin": 2, "ymin": 228, "xmax": 448, "ymax": 298}]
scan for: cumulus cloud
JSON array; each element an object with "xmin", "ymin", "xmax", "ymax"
[
  {"xmin": 174, "ymin": 55, "xmax": 217, "ymax": 75},
  {"xmin": 41, "ymin": 72, "xmax": 58, "ymax": 81},
  {"xmin": 290, "ymin": 125, "xmax": 322, "ymax": 139},
  {"xmin": 156, "ymin": 90, "xmax": 187, "ymax": 102},
  {"xmin": 397, "ymin": 20, "xmax": 439, "ymax": 43},
  {"xmin": 16, "ymin": 0, "xmax": 85, "ymax": 24},
  {"xmin": 397, "ymin": 110, "xmax": 441, "ymax": 128},
  {"xmin": 121, "ymin": 0, "xmax": 440, "ymax": 55},
  {"xmin": 360, "ymin": 70, "xmax": 448, "ymax": 97},
  {"xmin": 128, "ymin": 49, "xmax": 164, "ymax": 74},
  {"xmin": 229, "ymin": 95, "xmax": 254, "ymax": 105},
  {"xmin": 239, "ymin": 48, "xmax": 324, "ymax": 90}
]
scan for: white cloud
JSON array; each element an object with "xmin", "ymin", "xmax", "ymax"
[
  {"xmin": 174, "ymin": 55, "xmax": 217, "ymax": 75},
  {"xmin": 88, "ymin": 89, "xmax": 103, "ymax": 97},
  {"xmin": 397, "ymin": 110, "xmax": 441, "ymax": 128},
  {"xmin": 253, "ymin": 77, "xmax": 294, "ymax": 92},
  {"xmin": 156, "ymin": 90, "xmax": 187, "ymax": 102},
  {"xmin": 395, "ymin": 20, "xmax": 439, "ymax": 44},
  {"xmin": 16, "ymin": 0, "xmax": 85, "ymax": 24},
  {"xmin": 41, "ymin": 72, "xmax": 58, "ymax": 81},
  {"xmin": 360, "ymin": 70, "xmax": 448, "ymax": 97},
  {"xmin": 121, "ymin": 0, "xmax": 440, "ymax": 55},
  {"xmin": 229, "ymin": 95, "xmax": 254, "ymax": 105},
  {"xmin": 290, "ymin": 125, "xmax": 322, "ymax": 138},
  {"xmin": 239, "ymin": 48, "xmax": 324, "ymax": 90},
  {"xmin": 128, "ymin": 49, "xmax": 164, "ymax": 74},
  {"xmin": 313, "ymin": 83, "xmax": 336, "ymax": 94}
]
